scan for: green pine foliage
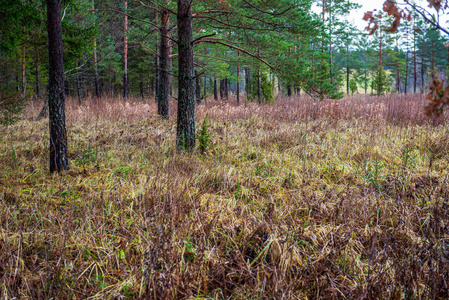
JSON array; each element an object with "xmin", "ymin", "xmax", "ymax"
[
  {"xmin": 371, "ymin": 66, "xmax": 390, "ymax": 95},
  {"xmin": 197, "ymin": 116, "xmax": 211, "ymax": 154},
  {"xmin": 349, "ymin": 78, "xmax": 358, "ymax": 95}
]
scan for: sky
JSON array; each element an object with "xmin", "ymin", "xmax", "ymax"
[
  {"xmin": 312, "ymin": 0, "xmax": 387, "ymax": 31},
  {"xmin": 347, "ymin": 0, "xmax": 386, "ymax": 31},
  {"xmin": 313, "ymin": 0, "xmax": 449, "ymax": 33}
]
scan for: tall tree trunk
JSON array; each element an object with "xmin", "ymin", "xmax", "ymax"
[
  {"xmin": 154, "ymin": 7, "xmax": 159, "ymax": 101},
  {"xmin": 225, "ymin": 78, "xmax": 229, "ymax": 100},
  {"xmin": 364, "ymin": 54, "xmax": 367, "ymax": 94},
  {"xmin": 245, "ymin": 68, "xmax": 250, "ymax": 97},
  {"xmin": 236, "ymin": 62, "xmax": 240, "ymax": 104},
  {"xmin": 379, "ymin": 34, "xmax": 383, "ymax": 67},
  {"xmin": 203, "ymin": 76, "xmax": 207, "ymax": 103},
  {"xmin": 35, "ymin": 50, "xmax": 40, "ymax": 98},
  {"xmin": 257, "ymin": 68, "xmax": 262, "ymax": 104},
  {"xmin": 405, "ymin": 51, "xmax": 409, "ymax": 94},
  {"xmin": 46, "ymin": 0, "xmax": 69, "ymax": 172},
  {"xmin": 123, "ymin": 0, "xmax": 128, "ymax": 100},
  {"xmin": 22, "ymin": 41, "xmax": 26, "ymax": 96},
  {"xmin": 421, "ymin": 46, "xmax": 425, "ymax": 90},
  {"xmin": 287, "ymin": 84, "xmax": 292, "ymax": 97},
  {"xmin": 92, "ymin": 4, "xmax": 100, "ymax": 98},
  {"xmin": 346, "ymin": 41, "xmax": 349, "ymax": 95},
  {"xmin": 395, "ymin": 33, "xmax": 400, "ymax": 92},
  {"xmin": 328, "ymin": 6, "xmax": 333, "ymax": 85},
  {"xmin": 220, "ymin": 79, "xmax": 225, "ymax": 100},
  {"xmin": 213, "ymin": 78, "xmax": 218, "ymax": 100},
  {"xmin": 176, "ymin": 0, "xmax": 195, "ymax": 151},
  {"xmin": 76, "ymin": 60, "xmax": 83, "ymax": 105},
  {"xmin": 158, "ymin": 3, "xmax": 170, "ymax": 119},
  {"xmin": 413, "ymin": 27, "xmax": 417, "ymax": 93}
]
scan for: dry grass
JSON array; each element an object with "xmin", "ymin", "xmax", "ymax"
[{"xmin": 1, "ymin": 94, "xmax": 448, "ymax": 299}]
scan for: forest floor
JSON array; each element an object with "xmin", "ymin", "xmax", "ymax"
[{"xmin": 1, "ymin": 94, "xmax": 449, "ymax": 299}]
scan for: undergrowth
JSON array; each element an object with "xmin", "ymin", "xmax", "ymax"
[{"xmin": 0, "ymin": 94, "xmax": 448, "ymax": 299}]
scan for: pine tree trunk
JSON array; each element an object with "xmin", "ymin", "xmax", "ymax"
[
  {"xmin": 287, "ymin": 84, "xmax": 292, "ymax": 97},
  {"xmin": 245, "ymin": 68, "xmax": 250, "ymax": 97},
  {"xmin": 92, "ymin": 4, "xmax": 100, "ymax": 98},
  {"xmin": 176, "ymin": 0, "xmax": 195, "ymax": 151},
  {"xmin": 35, "ymin": 50, "xmax": 40, "ymax": 98},
  {"xmin": 22, "ymin": 42, "xmax": 26, "ymax": 96},
  {"xmin": 346, "ymin": 42, "xmax": 349, "ymax": 95},
  {"xmin": 421, "ymin": 47, "xmax": 425, "ymax": 90},
  {"xmin": 213, "ymin": 78, "xmax": 218, "ymax": 100},
  {"xmin": 220, "ymin": 79, "xmax": 225, "ymax": 100},
  {"xmin": 405, "ymin": 51, "xmax": 408, "ymax": 94},
  {"xmin": 414, "ymin": 28, "xmax": 417, "ymax": 93},
  {"xmin": 158, "ymin": 4, "xmax": 170, "ymax": 119},
  {"xmin": 236, "ymin": 64, "xmax": 240, "ymax": 104},
  {"xmin": 76, "ymin": 60, "xmax": 82, "ymax": 105},
  {"xmin": 257, "ymin": 68, "xmax": 262, "ymax": 104},
  {"xmin": 379, "ymin": 34, "xmax": 383, "ymax": 67},
  {"xmin": 123, "ymin": 0, "xmax": 128, "ymax": 100},
  {"xmin": 154, "ymin": 6, "xmax": 159, "ymax": 101},
  {"xmin": 364, "ymin": 54, "xmax": 367, "ymax": 94},
  {"xmin": 225, "ymin": 78, "xmax": 229, "ymax": 100},
  {"xmin": 46, "ymin": 0, "xmax": 69, "ymax": 172},
  {"xmin": 203, "ymin": 76, "xmax": 207, "ymax": 102}
]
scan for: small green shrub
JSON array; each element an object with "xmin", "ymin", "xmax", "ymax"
[{"xmin": 197, "ymin": 116, "xmax": 211, "ymax": 154}]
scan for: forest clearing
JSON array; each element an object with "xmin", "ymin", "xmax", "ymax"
[{"xmin": 1, "ymin": 94, "xmax": 448, "ymax": 298}]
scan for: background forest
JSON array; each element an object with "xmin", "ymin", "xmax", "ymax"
[
  {"xmin": 1, "ymin": 0, "xmax": 449, "ymax": 299},
  {"xmin": 2, "ymin": 0, "xmax": 449, "ymax": 106}
]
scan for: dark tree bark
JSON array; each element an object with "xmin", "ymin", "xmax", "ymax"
[
  {"xmin": 123, "ymin": 0, "xmax": 129, "ymax": 100},
  {"xmin": 157, "ymin": 4, "xmax": 170, "ymax": 119},
  {"xmin": 154, "ymin": 6, "xmax": 159, "ymax": 101},
  {"xmin": 236, "ymin": 65, "xmax": 240, "ymax": 104},
  {"xmin": 47, "ymin": 0, "xmax": 68, "ymax": 172},
  {"xmin": 405, "ymin": 51, "xmax": 409, "ymax": 94},
  {"xmin": 22, "ymin": 41, "xmax": 26, "ymax": 96},
  {"xmin": 76, "ymin": 60, "xmax": 83, "ymax": 105},
  {"xmin": 257, "ymin": 68, "xmax": 262, "ymax": 104},
  {"xmin": 225, "ymin": 78, "xmax": 229, "ymax": 99},
  {"xmin": 176, "ymin": 0, "xmax": 195, "ymax": 151},
  {"xmin": 413, "ymin": 28, "xmax": 417, "ymax": 93},
  {"xmin": 92, "ymin": 4, "xmax": 100, "ymax": 98},
  {"xmin": 219, "ymin": 79, "xmax": 224, "ymax": 100},
  {"xmin": 287, "ymin": 84, "xmax": 292, "ymax": 97},
  {"xmin": 364, "ymin": 55, "xmax": 367, "ymax": 94},
  {"xmin": 213, "ymin": 78, "xmax": 218, "ymax": 100},
  {"xmin": 421, "ymin": 46, "xmax": 425, "ymax": 90},
  {"xmin": 346, "ymin": 41, "xmax": 350, "ymax": 95},
  {"xmin": 203, "ymin": 76, "xmax": 207, "ymax": 102},
  {"xmin": 35, "ymin": 50, "xmax": 40, "ymax": 97}
]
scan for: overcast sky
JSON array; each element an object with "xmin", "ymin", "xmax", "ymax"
[
  {"xmin": 348, "ymin": 0, "xmax": 386, "ymax": 30},
  {"xmin": 312, "ymin": 0, "xmax": 386, "ymax": 31},
  {"xmin": 313, "ymin": 0, "xmax": 449, "ymax": 33}
]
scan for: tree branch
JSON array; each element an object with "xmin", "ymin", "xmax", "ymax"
[{"xmin": 193, "ymin": 33, "xmax": 216, "ymax": 43}]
